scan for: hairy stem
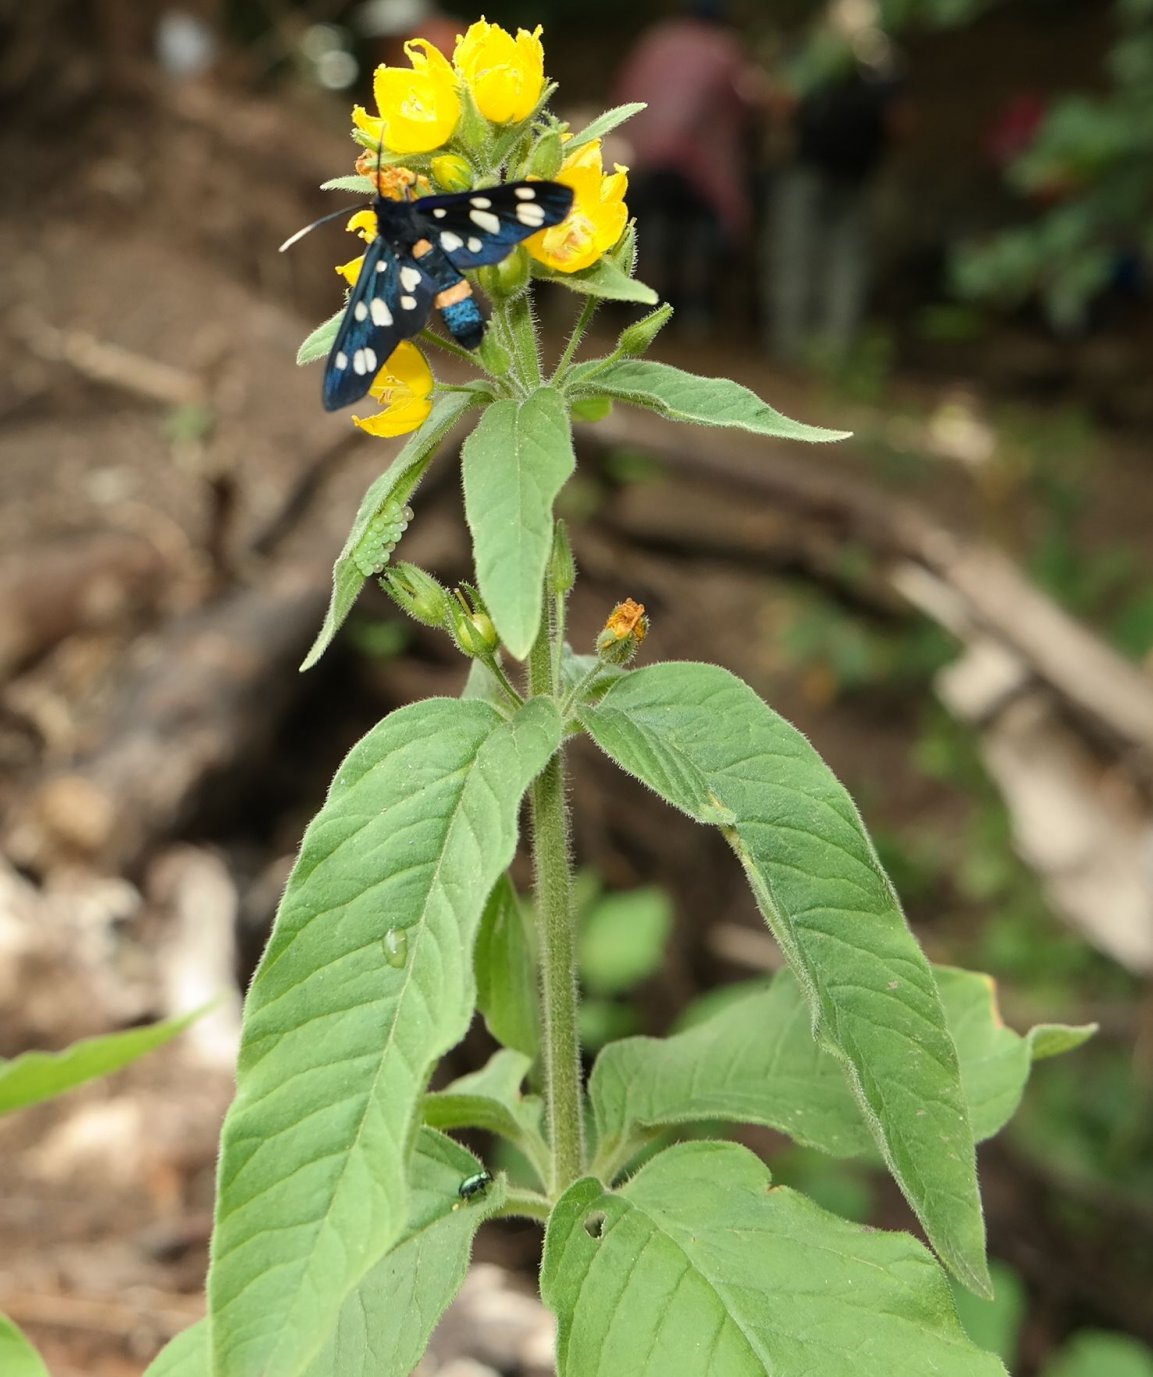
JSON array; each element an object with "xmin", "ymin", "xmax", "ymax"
[
  {"xmin": 528, "ymin": 602, "xmax": 584, "ymax": 1195},
  {"xmin": 551, "ymin": 295, "xmax": 599, "ymax": 383}
]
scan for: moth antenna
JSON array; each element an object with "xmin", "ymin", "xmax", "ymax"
[{"xmin": 279, "ymin": 205, "xmax": 362, "ymax": 253}]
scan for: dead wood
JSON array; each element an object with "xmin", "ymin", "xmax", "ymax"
[
  {"xmin": 0, "ymin": 532, "xmax": 170, "ymax": 683},
  {"xmin": 6, "ymin": 568, "xmax": 329, "ymax": 875}
]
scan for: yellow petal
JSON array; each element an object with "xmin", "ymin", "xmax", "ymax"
[
  {"xmin": 352, "ymin": 395, "xmax": 432, "ymax": 437},
  {"xmin": 336, "ymin": 253, "xmax": 365, "ymax": 285},
  {"xmin": 367, "ymin": 340, "xmax": 434, "ymax": 402}
]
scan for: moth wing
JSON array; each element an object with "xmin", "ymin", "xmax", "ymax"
[
  {"xmin": 413, "ymin": 181, "xmax": 574, "ymax": 271},
  {"xmin": 323, "ymin": 237, "xmax": 436, "ymax": 411}
]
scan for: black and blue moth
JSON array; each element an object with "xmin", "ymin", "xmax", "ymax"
[{"xmin": 324, "ymin": 179, "xmax": 574, "ymax": 410}]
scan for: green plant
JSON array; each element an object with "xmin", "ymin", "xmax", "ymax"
[
  {"xmin": 142, "ymin": 21, "xmax": 1094, "ymax": 1376},
  {"xmin": 0, "ymin": 1012, "xmax": 199, "ymax": 1369}
]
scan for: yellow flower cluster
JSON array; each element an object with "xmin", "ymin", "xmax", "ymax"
[
  {"xmin": 344, "ymin": 18, "xmax": 631, "ymax": 436},
  {"xmin": 352, "ymin": 18, "xmax": 545, "ymax": 155}
]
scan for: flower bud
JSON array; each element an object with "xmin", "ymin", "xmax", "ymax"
[
  {"xmin": 548, "ymin": 520, "xmax": 575, "ymax": 595},
  {"xmin": 452, "ymin": 85, "xmax": 493, "ymax": 163},
  {"xmin": 595, "ymin": 598, "xmax": 648, "ymax": 666},
  {"xmin": 479, "ymin": 245, "xmax": 531, "ymax": 300},
  {"xmin": 382, "ymin": 562, "xmax": 450, "ymax": 628},
  {"xmin": 430, "ymin": 153, "xmax": 473, "ymax": 193},
  {"xmin": 526, "ymin": 129, "xmax": 563, "ymax": 180},
  {"xmin": 449, "ymin": 585, "xmax": 500, "ymax": 658},
  {"xmin": 616, "ymin": 303, "xmax": 673, "ymax": 358},
  {"xmin": 608, "ymin": 219, "xmax": 637, "ymax": 276}
]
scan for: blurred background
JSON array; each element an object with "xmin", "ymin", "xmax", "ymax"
[{"xmin": 0, "ymin": 0, "xmax": 1151, "ymax": 1373}]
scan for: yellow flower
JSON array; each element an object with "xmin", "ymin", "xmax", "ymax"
[
  {"xmin": 352, "ymin": 39, "xmax": 460, "ymax": 155},
  {"xmin": 335, "ymin": 209, "xmax": 378, "ymax": 285},
  {"xmin": 351, "ymin": 342, "xmax": 434, "ymax": 438},
  {"xmin": 526, "ymin": 140, "xmax": 629, "ymax": 274},
  {"xmin": 454, "ymin": 19, "xmax": 545, "ymax": 125}
]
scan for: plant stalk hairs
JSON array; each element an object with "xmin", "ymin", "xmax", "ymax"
[{"xmin": 144, "ymin": 21, "xmax": 1093, "ymax": 1377}]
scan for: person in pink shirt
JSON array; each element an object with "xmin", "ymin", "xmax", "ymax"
[{"xmin": 614, "ymin": 0, "xmax": 767, "ymax": 332}]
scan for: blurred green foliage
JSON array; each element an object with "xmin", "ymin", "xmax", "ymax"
[{"xmin": 954, "ymin": 0, "xmax": 1153, "ymax": 328}]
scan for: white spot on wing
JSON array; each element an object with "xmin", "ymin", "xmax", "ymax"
[
  {"xmin": 467, "ymin": 237, "xmax": 483, "ymax": 253},
  {"xmin": 371, "ymin": 298, "xmax": 392, "ymax": 326},
  {"xmin": 376, "ymin": 260, "xmax": 387, "ymax": 273},
  {"xmin": 440, "ymin": 231, "xmax": 464, "ymax": 252},
  {"xmin": 470, "ymin": 209, "xmax": 500, "ymax": 235},
  {"xmin": 363, "ymin": 348, "xmax": 377, "ymax": 372},
  {"xmin": 401, "ymin": 295, "xmax": 417, "ymax": 310},
  {"xmin": 516, "ymin": 201, "xmax": 546, "ymax": 227},
  {"xmin": 335, "ymin": 351, "xmax": 348, "ymax": 369},
  {"xmin": 353, "ymin": 350, "xmax": 367, "ymax": 375},
  {"xmin": 354, "ymin": 300, "xmax": 368, "ymax": 321},
  {"xmin": 514, "ymin": 186, "xmax": 536, "ymax": 200},
  {"xmin": 470, "ymin": 196, "xmax": 492, "ymax": 208},
  {"xmin": 400, "ymin": 265, "xmax": 423, "ymax": 291},
  {"xmin": 432, "ymin": 208, "xmax": 447, "ymax": 219}
]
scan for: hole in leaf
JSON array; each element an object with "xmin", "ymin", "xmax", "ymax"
[{"xmin": 583, "ymin": 1211, "xmax": 606, "ymax": 1239}]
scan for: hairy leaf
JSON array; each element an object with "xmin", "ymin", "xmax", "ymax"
[
  {"xmin": 462, "ymin": 388, "xmax": 575, "ymax": 660},
  {"xmin": 302, "ymin": 391, "xmax": 481, "ymax": 670},
  {"xmin": 542, "ymin": 1141, "xmax": 1006, "ymax": 1377},
  {"xmin": 571, "ymin": 358, "xmax": 850, "ymax": 441},
  {"xmin": 591, "ymin": 965, "xmax": 1092, "ymax": 1173},
  {"xmin": 580, "ymin": 663, "xmax": 989, "ymax": 1293},
  {"xmin": 207, "ymin": 696, "xmax": 560, "ymax": 1377}
]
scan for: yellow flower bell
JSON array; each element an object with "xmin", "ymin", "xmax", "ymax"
[
  {"xmin": 454, "ymin": 19, "xmax": 545, "ymax": 126},
  {"xmin": 526, "ymin": 139, "xmax": 629, "ymax": 274},
  {"xmin": 351, "ymin": 342, "xmax": 434, "ymax": 438},
  {"xmin": 353, "ymin": 39, "xmax": 460, "ymax": 155},
  {"xmin": 335, "ymin": 209, "xmax": 379, "ymax": 286}
]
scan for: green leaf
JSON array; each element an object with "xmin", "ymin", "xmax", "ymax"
[
  {"xmin": 423, "ymin": 1050, "xmax": 547, "ymax": 1181},
  {"xmin": 207, "ymin": 695, "xmax": 561, "ymax": 1377},
  {"xmin": 570, "ymin": 358, "xmax": 851, "ymax": 441},
  {"xmin": 0, "ymin": 1011, "xmax": 201, "ymax": 1116},
  {"xmin": 297, "ymin": 308, "xmax": 345, "ymax": 366},
  {"xmin": 1042, "ymin": 1331, "xmax": 1153, "ymax": 1377},
  {"xmin": 319, "ymin": 175, "xmax": 377, "ymax": 195},
  {"xmin": 580, "ymin": 888, "xmax": 672, "ymax": 996},
  {"xmin": 591, "ymin": 965, "xmax": 1085, "ymax": 1175},
  {"xmin": 0, "ymin": 1315, "xmax": 50, "ymax": 1377},
  {"xmin": 303, "ymin": 1129, "xmax": 501, "ymax": 1377},
  {"xmin": 475, "ymin": 874, "xmax": 539, "ymax": 1057},
  {"xmin": 462, "ymin": 387, "xmax": 575, "ymax": 660},
  {"xmin": 535, "ymin": 254, "xmax": 659, "ymax": 304},
  {"xmin": 580, "ymin": 662, "xmax": 990, "ymax": 1294},
  {"xmin": 951, "ymin": 1260, "xmax": 1026, "ymax": 1366},
  {"xmin": 301, "ymin": 392, "xmax": 480, "ymax": 671},
  {"xmin": 542, "ymin": 1141, "xmax": 1007, "ymax": 1377},
  {"xmin": 1028, "ymin": 1021, "xmax": 1097, "ymax": 1061},
  {"xmin": 565, "ymin": 102, "xmax": 647, "ymax": 153},
  {"xmin": 143, "ymin": 1322, "xmax": 208, "ymax": 1377}
]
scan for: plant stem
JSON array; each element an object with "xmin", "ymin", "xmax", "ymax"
[
  {"xmin": 502, "ymin": 291, "xmax": 543, "ymax": 394},
  {"xmin": 528, "ymin": 603, "xmax": 584, "ymax": 1195},
  {"xmin": 419, "ymin": 328, "xmax": 478, "ymax": 364},
  {"xmin": 493, "ymin": 1187, "xmax": 552, "ymax": 1224},
  {"xmin": 551, "ymin": 295, "xmax": 599, "ymax": 384}
]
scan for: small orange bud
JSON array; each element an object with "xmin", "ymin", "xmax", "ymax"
[{"xmin": 596, "ymin": 598, "xmax": 648, "ymax": 665}]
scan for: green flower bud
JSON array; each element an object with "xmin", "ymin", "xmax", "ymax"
[
  {"xmin": 479, "ymin": 245, "xmax": 531, "ymax": 301},
  {"xmin": 548, "ymin": 519, "xmax": 575, "ymax": 595},
  {"xmin": 526, "ymin": 130, "xmax": 563, "ymax": 180},
  {"xmin": 381, "ymin": 562, "xmax": 450, "ymax": 629},
  {"xmin": 609, "ymin": 219, "xmax": 638, "ymax": 276},
  {"xmin": 449, "ymin": 585, "xmax": 500, "ymax": 658},
  {"xmin": 595, "ymin": 598, "xmax": 648, "ymax": 666},
  {"xmin": 452, "ymin": 86, "xmax": 493, "ymax": 165},
  {"xmin": 616, "ymin": 303, "xmax": 674, "ymax": 358},
  {"xmin": 430, "ymin": 153, "xmax": 473, "ymax": 193}
]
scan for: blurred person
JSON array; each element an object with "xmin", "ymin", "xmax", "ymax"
[
  {"xmin": 765, "ymin": 0, "xmax": 907, "ymax": 364},
  {"xmin": 613, "ymin": 0, "xmax": 768, "ymax": 334}
]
